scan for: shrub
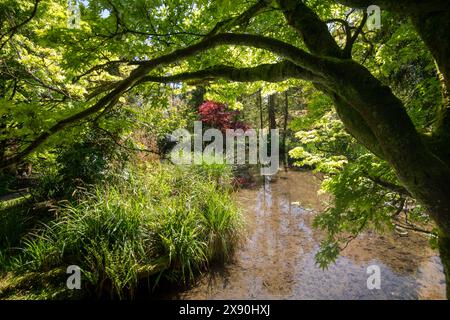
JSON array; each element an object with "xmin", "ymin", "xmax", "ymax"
[
  {"xmin": 31, "ymin": 131, "xmax": 129, "ymax": 201},
  {"xmin": 3, "ymin": 163, "xmax": 240, "ymax": 299},
  {"xmin": 198, "ymin": 101, "xmax": 250, "ymax": 131}
]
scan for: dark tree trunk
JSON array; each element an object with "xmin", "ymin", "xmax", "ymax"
[
  {"xmin": 189, "ymin": 86, "xmax": 206, "ymax": 110},
  {"xmin": 258, "ymin": 89, "xmax": 263, "ymax": 130},
  {"xmin": 282, "ymin": 90, "xmax": 289, "ymax": 156},
  {"xmin": 411, "ymin": 6, "xmax": 450, "ymax": 299},
  {"xmin": 268, "ymin": 94, "xmax": 277, "ymax": 130},
  {"xmin": 410, "ymin": 6, "xmax": 450, "ymax": 141},
  {"xmin": 334, "ymin": 0, "xmax": 450, "ymax": 298}
]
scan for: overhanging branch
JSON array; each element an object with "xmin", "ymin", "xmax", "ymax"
[
  {"xmin": 0, "ymin": 0, "xmax": 41, "ymax": 50},
  {"xmin": 277, "ymin": 0, "xmax": 342, "ymax": 58},
  {"xmin": 206, "ymin": 0, "xmax": 270, "ymax": 37},
  {"xmin": 335, "ymin": 0, "xmax": 449, "ymax": 13},
  {"xmin": 137, "ymin": 61, "xmax": 324, "ymax": 85},
  {"xmin": 343, "ymin": 12, "xmax": 368, "ymax": 58},
  {"xmin": 132, "ymin": 33, "xmax": 321, "ymax": 74},
  {"xmin": 1, "ymin": 32, "xmax": 321, "ymax": 169}
]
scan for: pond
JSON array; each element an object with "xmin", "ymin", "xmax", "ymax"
[{"xmin": 176, "ymin": 170, "xmax": 446, "ymax": 300}]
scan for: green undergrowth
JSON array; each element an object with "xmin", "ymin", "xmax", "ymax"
[{"xmin": 0, "ymin": 162, "xmax": 241, "ymax": 299}]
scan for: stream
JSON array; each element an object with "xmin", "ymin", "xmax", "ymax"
[{"xmin": 177, "ymin": 170, "xmax": 446, "ymax": 300}]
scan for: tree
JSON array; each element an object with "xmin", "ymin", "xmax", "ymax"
[
  {"xmin": 268, "ymin": 94, "xmax": 277, "ymax": 130},
  {"xmin": 198, "ymin": 100, "xmax": 249, "ymax": 131},
  {"xmin": 1, "ymin": 0, "xmax": 450, "ymax": 296}
]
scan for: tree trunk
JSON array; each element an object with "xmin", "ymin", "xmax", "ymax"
[
  {"xmin": 412, "ymin": 9, "xmax": 450, "ymax": 297},
  {"xmin": 410, "ymin": 7, "xmax": 450, "ymax": 141},
  {"xmin": 282, "ymin": 90, "xmax": 289, "ymax": 158},
  {"xmin": 340, "ymin": 1, "xmax": 450, "ymax": 298},
  {"xmin": 189, "ymin": 86, "xmax": 206, "ymax": 110},
  {"xmin": 327, "ymin": 59, "xmax": 450, "ymax": 296},
  {"xmin": 258, "ymin": 89, "xmax": 263, "ymax": 130},
  {"xmin": 268, "ymin": 93, "xmax": 277, "ymax": 129}
]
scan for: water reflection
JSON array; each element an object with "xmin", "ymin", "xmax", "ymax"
[{"xmin": 178, "ymin": 170, "xmax": 445, "ymax": 300}]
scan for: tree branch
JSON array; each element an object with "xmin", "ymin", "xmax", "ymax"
[
  {"xmin": 0, "ymin": 32, "xmax": 320, "ymax": 169},
  {"xmin": 206, "ymin": 0, "xmax": 270, "ymax": 37},
  {"xmin": 320, "ymin": 87, "xmax": 385, "ymax": 159},
  {"xmin": 133, "ymin": 33, "xmax": 320, "ymax": 74},
  {"xmin": 326, "ymin": 18, "xmax": 352, "ymax": 48},
  {"xmin": 343, "ymin": 12, "xmax": 368, "ymax": 58},
  {"xmin": 277, "ymin": 0, "xmax": 343, "ymax": 58},
  {"xmin": 393, "ymin": 221, "xmax": 434, "ymax": 236},
  {"xmin": 365, "ymin": 174, "xmax": 412, "ymax": 197},
  {"xmin": 335, "ymin": 0, "xmax": 449, "ymax": 13},
  {"xmin": 137, "ymin": 61, "xmax": 324, "ymax": 86},
  {"xmin": 72, "ymin": 59, "xmax": 128, "ymax": 83},
  {"xmin": 0, "ymin": 0, "xmax": 41, "ymax": 50}
]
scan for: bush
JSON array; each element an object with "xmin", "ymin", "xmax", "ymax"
[
  {"xmin": 3, "ymin": 162, "xmax": 240, "ymax": 299},
  {"xmin": 31, "ymin": 131, "xmax": 129, "ymax": 201}
]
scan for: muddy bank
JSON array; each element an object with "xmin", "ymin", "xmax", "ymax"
[{"xmin": 176, "ymin": 170, "xmax": 446, "ymax": 300}]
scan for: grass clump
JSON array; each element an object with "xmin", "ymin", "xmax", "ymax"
[{"xmin": 0, "ymin": 162, "xmax": 240, "ymax": 299}]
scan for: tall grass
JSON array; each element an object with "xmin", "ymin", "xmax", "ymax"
[{"xmin": 2, "ymin": 162, "xmax": 240, "ymax": 299}]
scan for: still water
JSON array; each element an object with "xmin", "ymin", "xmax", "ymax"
[{"xmin": 177, "ymin": 170, "xmax": 446, "ymax": 300}]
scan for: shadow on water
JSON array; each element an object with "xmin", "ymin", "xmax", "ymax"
[{"xmin": 172, "ymin": 169, "xmax": 446, "ymax": 300}]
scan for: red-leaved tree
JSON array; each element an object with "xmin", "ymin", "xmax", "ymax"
[{"xmin": 198, "ymin": 101, "xmax": 250, "ymax": 131}]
